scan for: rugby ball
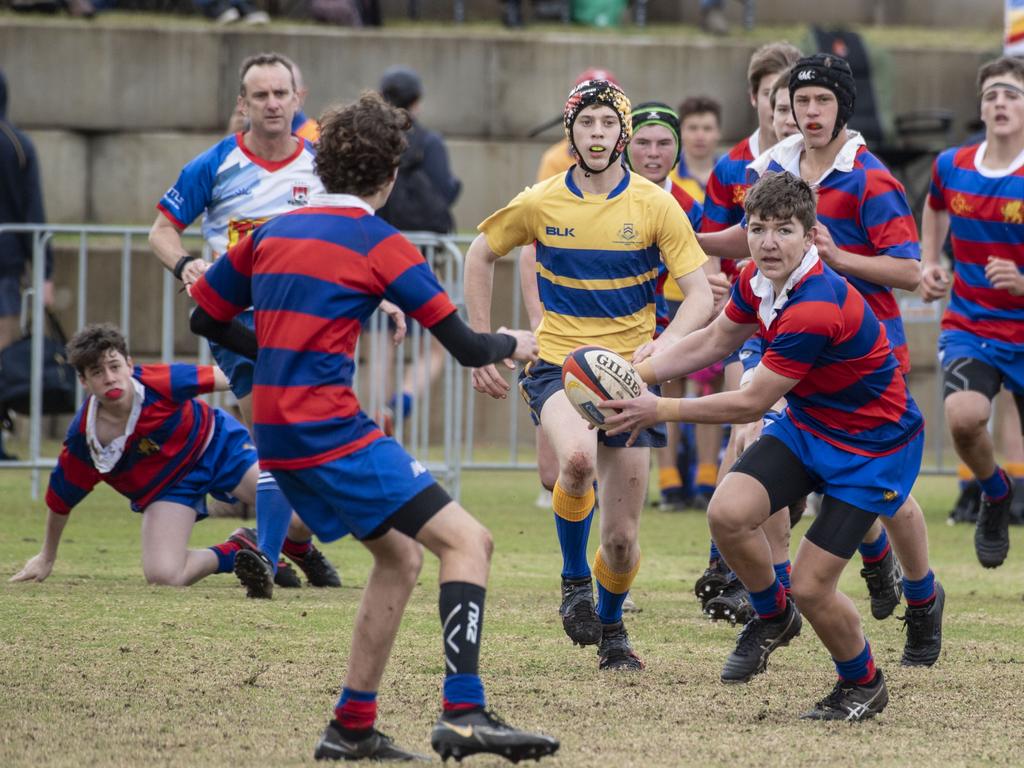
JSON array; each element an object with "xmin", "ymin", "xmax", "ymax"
[{"xmin": 561, "ymin": 346, "xmax": 643, "ymax": 429}]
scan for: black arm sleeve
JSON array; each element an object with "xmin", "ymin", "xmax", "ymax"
[
  {"xmin": 429, "ymin": 311, "xmax": 518, "ymax": 367},
  {"xmin": 189, "ymin": 306, "xmax": 258, "ymax": 362}
]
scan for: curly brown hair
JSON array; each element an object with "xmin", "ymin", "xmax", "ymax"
[
  {"xmin": 315, "ymin": 92, "xmax": 411, "ymax": 197},
  {"xmin": 67, "ymin": 323, "xmax": 129, "ymax": 375},
  {"xmin": 744, "ymin": 171, "xmax": 817, "ymax": 232}
]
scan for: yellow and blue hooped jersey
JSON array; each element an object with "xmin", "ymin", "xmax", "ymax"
[{"xmin": 480, "ymin": 168, "xmax": 707, "ymax": 364}]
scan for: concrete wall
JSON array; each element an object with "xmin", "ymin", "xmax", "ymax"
[
  {"xmin": 0, "ymin": 20, "xmax": 993, "ymax": 141},
  {"xmin": 379, "ymin": 0, "xmax": 1002, "ymax": 29}
]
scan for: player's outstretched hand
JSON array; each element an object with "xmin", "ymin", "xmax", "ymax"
[
  {"xmin": 472, "ymin": 364, "xmax": 512, "ymax": 399},
  {"xmin": 10, "ymin": 553, "xmax": 54, "ymax": 583},
  {"xmin": 920, "ymin": 264, "xmax": 951, "ymax": 302},
  {"xmin": 603, "ymin": 389, "xmax": 660, "ymax": 447},
  {"xmin": 985, "ymin": 256, "xmax": 1024, "ymax": 296},
  {"xmin": 497, "ymin": 327, "xmax": 538, "ymax": 364},
  {"xmin": 380, "ymin": 300, "xmax": 407, "ymax": 345}
]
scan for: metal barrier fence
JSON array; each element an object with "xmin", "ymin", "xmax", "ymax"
[{"xmin": 0, "ymin": 223, "xmax": 958, "ymax": 506}]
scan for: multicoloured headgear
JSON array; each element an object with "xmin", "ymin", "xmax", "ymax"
[
  {"xmin": 629, "ymin": 101, "xmax": 681, "ymax": 171},
  {"xmin": 789, "ymin": 53, "xmax": 856, "ymax": 140},
  {"xmin": 563, "ymin": 79, "xmax": 632, "ymax": 174}
]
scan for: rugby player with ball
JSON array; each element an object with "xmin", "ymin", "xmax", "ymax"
[{"xmin": 465, "ymin": 78, "xmax": 713, "ymax": 671}]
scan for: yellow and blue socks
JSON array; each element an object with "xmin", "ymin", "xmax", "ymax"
[
  {"xmin": 594, "ymin": 547, "xmax": 640, "ymax": 624},
  {"xmin": 439, "ymin": 581, "xmax": 487, "ymax": 712},
  {"xmin": 696, "ymin": 462, "xmax": 718, "ymax": 498},
  {"xmin": 834, "ymin": 641, "xmax": 877, "ymax": 685},
  {"xmin": 903, "ymin": 569, "xmax": 936, "ymax": 608},
  {"xmin": 334, "ymin": 688, "xmax": 377, "ymax": 736},
  {"xmin": 749, "ymin": 577, "xmax": 787, "ymax": 621},
  {"xmin": 256, "ymin": 471, "xmax": 292, "ymax": 573},
  {"xmin": 553, "ymin": 483, "xmax": 595, "ymax": 580}
]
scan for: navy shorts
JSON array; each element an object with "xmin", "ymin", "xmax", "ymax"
[
  {"xmin": 759, "ymin": 412, "xmax": 923, "ymax": 517},
  {"xmin": 518, "ymin": 360, "xmax": 666, "ymax": 449},
  {"xmin": 208, "ymin": 309, "xmax": 255, "ymax": 399},
  {"xmin": 939, "ymin": 329, "xmax": 1024, "ymax": 397},
  {"xmin": 0, "ymin": 275, "xmax": 21, "ymax": 318},
  {"xmin": 271, "ymin": 436, "xmax": 446, "ymax": 542},
  {"xmin": 145, "ymin": 408, "xmax": 257, "ymax": 519}
]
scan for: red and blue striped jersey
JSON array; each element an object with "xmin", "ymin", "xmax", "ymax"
[
  {"xmin": 702, "ymin": 132, "xmax": 760, "ymax": 284},
  {"xmin": 750, "ymin": 134, "xmax": 919, "ymax": 372},
  {"xmin": 46, "ymin": 365, "xmax": 218, "ymax": 514},
  {"xmin": 702, "ymin": 132, "xmax": 759, "ymax": 234},
  {"xmin": 725, "ymin": 257, "xmax": 923, "ymax": 457},
  {"xmin": 190, "ymin": 196, "xmax": 458, "ymax": 470},
  {"xmin": 928, "ymin": 143, "xmax": 1024, "ymax": 346},
  {"xmin": 657, "ymin": 179, "xmax": 706, "ymax": 320}
]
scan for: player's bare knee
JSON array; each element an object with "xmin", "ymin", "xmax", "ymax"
[
  {"xmin": 144, "ymin": 565, "xmax": 185, "ymax": 587},
  {"xmin": 601, "ymin": 531, "xmax": 633, "ymax": 565},
  {"xmin": 561, "ymin": 450, "xmax": 595, "ymax": 489},
  {"xmin": 789, "ymin": 570, "xmax": 828, "ymax": 613},
  {"xmin": 707, "ymin": 497, "xmax": 745, "ymax": 542}
]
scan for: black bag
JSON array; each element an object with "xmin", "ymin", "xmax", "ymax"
[
  {"xmin": 0, "ymin": 310, "xmax": 77, "ymax": 417},
  {"xmin": 377, "ymin": 126, "xmax": 453, "ymax": 234}
]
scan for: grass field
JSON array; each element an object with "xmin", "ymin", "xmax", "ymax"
[{"xmin": 2, "ymin": 468, "xmax": 1024, "ymax": 767}]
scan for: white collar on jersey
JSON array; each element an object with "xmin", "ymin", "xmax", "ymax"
[
  {"xmin": 748, "ymin": 130, "xmax": 866, "ymax": 185},
  {"xmin": 973, "ymin": 140, "xmax": 1024, "ymax": 178},
  {"xmin": 86, "ymin": 377, "xmax": 145, "ymax": 473},
  {"xmin": 661, "ymin": 177, "xmax": 673, "ymax": 193},
  {"xmin": 747, "ymin": 128, "xmax": 761, "ymax": 160},
  {"xmin": 749, "ymin": 245, "xmax": 820, "ymax": 328},
  {"xmin": 307, "ymin": 193, "xmax": 375, "ymax": 215}
]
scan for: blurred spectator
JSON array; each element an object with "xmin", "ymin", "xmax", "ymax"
[
  {"xmin": 11, "ymin": 0, "xmax": 94, "ymax": 17},
  {"xmin": 194, "ymin": 0, "xmax": 269, "ymax": 24},
  {"xmin": 700, "ymin": 0, "xmax": 728, "ymax": 35},
  {"xmin": 0, "ymin": 68, "xmax": 54, "ymax": 459},
  {"xmin": 376, "ymin": 66, "xmax": 461, "ymax": 233},
  {"xmin": 671, "ymin": 95, "xmax": 721, "ymax": 201}
]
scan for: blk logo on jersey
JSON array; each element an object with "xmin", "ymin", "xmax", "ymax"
[
  {"xmin": 545, "ymin": 226, "xmax": 575, "ymax": 237},
  {"xmin": 290, "ymin": 185, "xmax": 310, "ymax": 206}
]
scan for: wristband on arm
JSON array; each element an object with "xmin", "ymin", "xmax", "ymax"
[{"xmin": 172, "ymin": 255, "xmax": 198, "ymax": 281}]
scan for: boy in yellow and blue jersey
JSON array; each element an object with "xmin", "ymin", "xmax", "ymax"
[{"xmin": 465, "ymin": 79, "xmax": 714, "ymax": 670}]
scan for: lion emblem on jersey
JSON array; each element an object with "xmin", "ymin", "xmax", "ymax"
[
  {"xmin": 949, "ymin": 193, "xmax": 972, "ymax": 217},
  {"xmin": 1002, "ymin": 200, "xmax": 1024, "ymax": 224},
  {"xmin": 732, "ymin": 186, "xmax": 747, "ymax": 205},
  {"xmin": 137, "ymin": 438, "xmax": 160, "ymax": 456}
]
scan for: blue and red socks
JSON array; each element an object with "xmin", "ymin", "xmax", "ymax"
[
  {"xmin": 709, "ymin": 540, "xmax": 721, "ymax": 566},
  {"xmin": 749, "ymin": 577, "xmax": 787, "ymax": 621},
  {"xmin": 209, "ymin": 540, "xmax": 242, "ymax": 573},
  {"xmin": 334, "ymin": 688, "xmax": 378, "ymax": 737},
  {"xmin": 858, "ymin": 528, "xmax": 890, "ymax": 565},
  {"xmin": 834, "ymin": 641, "xmax": 878, "ymax": 686},
  {"xmin": 773, "ymin": 561, "xmax": 792, "ymax": 594},
  {"xmin": 439, "ymin": 581, "xmax": 487, "ymax": 712},
  {"xmin": 283, "ymin": 536, "xmax": 312, "ymax": 560},
  {"xmin": 256, "ymin": 471, "xmax": 293, "ymax": 573},
  {"xmin": 552, "ymin": 483, "xmax": 595, "ymax": 581},
  {"xmin": 903, "ymin": 569, "xmax": 936, "ymax": 607},
  {"xmin": 979, "ymin": 467, "xmax": 1011, "ymax": 502}
]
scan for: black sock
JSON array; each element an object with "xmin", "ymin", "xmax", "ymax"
[{"xmin": 438, "ymin": 581, "xmax": 486, "ymax": 676}]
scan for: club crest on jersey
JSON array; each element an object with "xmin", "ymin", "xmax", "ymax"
[
  {"xmin": 1001, "ymin": 200, "xmax": 1023, "ymax": 224},
  {"xmin": 290, "ymin": 185, "xmax": 310, "ymax": 206},
  {"xmin": 613, "ymin": 222, "xmax": 638, "ymax": 245},
  {"xmin": 882, "ymin": 489, "xmax": 898, "ymax": 502},
  {"xmin": 732, "ymin": 186, "xmax": 747, "ymax": 205},
  {"xmin": 137, "ymin": 438, "xmax": 160, "ymax": 456},
  {"xmin": 949, "ymin": 193, "xmax": 972, "ymax": 217}
]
